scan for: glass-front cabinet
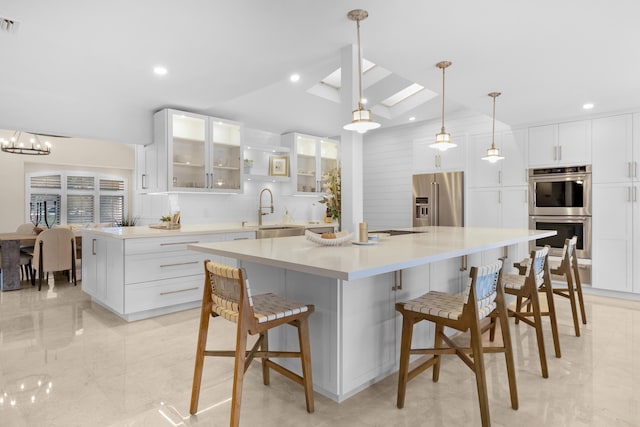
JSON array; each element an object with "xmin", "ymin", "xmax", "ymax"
[
  {"xmin": 283, "ymin": 132, "xmax": 339, "ymax": 194},
  {"xmin": 154, "ymin": 109, "xmax": 242, "ymax": 193}
]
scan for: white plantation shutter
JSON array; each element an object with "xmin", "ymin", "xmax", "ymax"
[
  {"xmin": 100, "ymin": 195, "xmax": 124, "ymax": 224},
  {"xmin": 30, "ymin": 175, "xmax": 61, "ymax": 189},
  {"xmin": 67, "ymin": 176, "xmax": 95, "ymax": 190},
  {"xmin": 67, "ymin": 194, "xmax": 95, "ymax": 224},
  {"xmin": 30, "ymin": 194, "xmax": 61, "ymax": 226}
]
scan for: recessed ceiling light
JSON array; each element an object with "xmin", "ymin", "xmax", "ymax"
[
  {"xmin": 583, "ymin": 103, "xmax": 594, "ymax": 110},
  {"xmin": 153, "ymin": 66, "xmax": 168, "ymax": 76},
  {"xmin": 409, "ymin": 117, "xmax": 416, "ymax": 121},
  {"xmin": 361, "ymin": 98, "xmax": 368, "ymax": 105},
  {"xmin": 290, "ymin": 74, "xmax": 300, "ymax": 82}
]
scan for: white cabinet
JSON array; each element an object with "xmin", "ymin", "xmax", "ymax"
[
  {"xmin": 153, "ymin": 109, "xmax": 243, "ymax": 193},
  {"xmin": 528, "ymin": 121, "xmax": 591, "ymax": 167},
  {"xmin": 283, "ymin": 132, "xmax": 339, "ymax": 195},
  {"xmin": 243, "ymin": 145, "xmax": 291, "ymax": 183},
  {"xmin": 591, "ymin": 114, "xmax": 634, "ymax": 184},
  {"xmin": 591, "ymin": 114, "xmax": 640, "ymax": 293},
  {"xmin": 82, "ymin": 235, "xmax": 124, "ymax": 313},
  {"xmin": 413, "ymin": 135, "xmax": 466, "ymax": 173},
  {"xmin": 135, "ymin": 143, "xmax": 159, "ymax": 193},
  {"xmin": 468, "ymin": 130, "xmax": 528, "ymax": 188},
  {"xmin": 592, "ymin": 183, "xmax": 636, "ymax": 293}
]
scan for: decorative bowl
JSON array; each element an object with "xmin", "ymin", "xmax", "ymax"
[{"xmin": 305, "ymin": 230, "xmax": 353, "ymax": 246}]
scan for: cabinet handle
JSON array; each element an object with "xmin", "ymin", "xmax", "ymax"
[
  {"xmin": 460, "ymin": 255, "xmax": 467, "ymax": 272},
  {"xmin": 635, "ymin": 186, "xmax": 638, "ymax": 203},
  {"xmin": 628, "ymin": 162, "xmax": 632, "ymax": 178},
  {"xmin": 503, "ymin": 246, "xmax": 509, "ymax": 259},
  {"xmin": 498, "ymin": 191, "xmax": 502, "ymax": 204},
  {"xmin": 160, "ymin": 261, "xmax": 199, "ymax": 268},
  {"xmin": 92, "ymin": 238, "xmax": 96, "ymax": 255},
  {"xmin": 233, "ymin": 237, "xmax": 249, "ymax": 240},
  {"xmin": 392, "ymin": 270, "xmax": 403, "ymax": 291},
  {"xmin": 628, "ymin": 187, "xmax": 632, "ymax": 202},
  {"xmin": 635, "ymin": 161, "xmax": 638, "ymax": 178},
  {"xmin": 498, "ymin": 170, "xmax": 502, "ymax": 185},
  {"xmin": 553, "ymin": 146, "xmax": 557, "ymax": 161},
  {"xmin": 160, "ymin": 287, "xmax": 199, "ymax": 296},
  {"xmin": 160, "ymin": 241, "xmax": 199, "ymax": 246},
  {"xmin": 559, "ymin": 145, "xmax": 562, "ymax": 160},
  {"xmin": 141, "ymin": 174, "xmax": 147, "ymax": 189}
]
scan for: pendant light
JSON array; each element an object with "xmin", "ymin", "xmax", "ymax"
[
  {"xmin": 481, "ymin": 92, "xmax": 505, "ymax": 163},
  {"xmin": 429, "ymin": 61, "xmax": 456, "ymax": 151},
  {"xmin": 343, "ymin": 9, "xmax": 380, "ymax": 134}
]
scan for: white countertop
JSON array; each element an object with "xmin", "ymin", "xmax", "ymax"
[
  {"xmin": 188, "ymin": 226, "xmax": 556, "ymax": 281},
  {"xmin": 78, "ymin": 222, "xmax": 337, "ymax": 239}
]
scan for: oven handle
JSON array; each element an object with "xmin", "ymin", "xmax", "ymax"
[{"xmin": 529, "ymin": 215, "xmax": 589, "ymax": 222}]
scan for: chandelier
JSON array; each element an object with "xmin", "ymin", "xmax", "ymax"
[
  {"xmin": 343, "ymin": 9, "xmax": 381, "ymax": 134},
  {"xmin": 481, "ymin": 92, "xmax": 505, "ymax": 163},
  {"xmin": 1, "ymin": 131, "xmax": 52, "ymax": 155},
  {"xmin": 429, "ymin": 61, "xmax": 457, "ymax": 151}
]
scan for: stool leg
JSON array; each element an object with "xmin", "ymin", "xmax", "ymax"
[
  {"xmin": 396, "ymin": 313, "xmax": 415, "ymax": 409},
  {"xmin": 542, "ymin": 281, "xmax": 561, "ymax": 359},
  {"xmin": 470, "ymin": 318, "xmax": 490, "ymax": 427},
  {"xmin": 261, "ymin": 331, "xmax": 270, "ymax": 385},
  {"xmin": 496, "ymin": 284, "xmax": 518, "ymax": 410},
  {"xmin": 190, "ymin": 301, "xmax": 212, "ymax": 415},
  {"xmin": 297, "ymin": 317, "xmax": 314, "ymax": 413},
  {"xmin": 230, "ymin": 314, "xmax": 249, "ymax": 427},
  {"xmin": 529, "ymin": 284, "xmax": 549, "ymax": 378},
  {"xmin": 514, "ymin": 296, "xmax": 522, "ymax": 324},
  {"xmin": 565, "ymin": 268, "xmax": 581, "ymax": 337},
  {"xmin": 433, "ymin": 323, "xmax": 444, "ymax": 382},
  {"xmin": 573, "ymin": 264, "xmax": 587, "ymax": 325}
]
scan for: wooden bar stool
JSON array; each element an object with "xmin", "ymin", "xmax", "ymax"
[
  {"xmin": 190, "ymin": 260, "xmax": 315, "ymax": 427},
  {"xmin": 513, "ymin": 236, "xmax": 586, "ymax": 336},
  {"xmin": 396, "ymin": 260, "xmax": 518, "ymax": 427},
  {"xmin": 498, "ymin": 246, "xmax": 560, "ymax": 379}
]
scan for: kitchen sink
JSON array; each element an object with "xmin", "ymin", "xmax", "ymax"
[
  {"xmin": 372, "ymin": 229, "xmax": 428, "ymax": 236},
  {"xmin": 256, "ymin": 225, "xmax": 306, "ymax": 239}
]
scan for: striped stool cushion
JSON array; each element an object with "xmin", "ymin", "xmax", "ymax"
[
  {"xmin": 502, "ymin": 273, "xmax": 526, "ymax": 290},
  {"xmin": 213, "ymin": 292, "xmax": 309, "ymax": 324}
]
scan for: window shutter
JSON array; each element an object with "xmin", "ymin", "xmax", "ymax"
[
  {"xmin": 67, "ymin": 176, "xmax": 95, "ymax": 190},
  {"xmin": 29, "ymin": 194, "xmax": 61, "ymax": 226},
  {"xmin": 30, "ymin": 175, "xmax": 61, "ymax": 189},
  {"xmin": 67, "ymin": 195, "xmax": 95, "ymax": 224},
  {"xmin": 100, "ymin": 179, "xmax": 125, "ymax": 191},
  {"xmin": 100, "ymin": 195, "xmax": 124, "ymax": 224}
]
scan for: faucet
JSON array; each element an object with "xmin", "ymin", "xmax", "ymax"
[{"xmin": 258, "ymin": 188, "xmax": 274, "ymax": 226}]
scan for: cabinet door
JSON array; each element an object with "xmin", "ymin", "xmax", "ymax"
[
  {"xmin": 557, "ymin": 120, "xmax": 591, "ymax": 166},
  {"xmin": 135, "ymin": 143, "xmax": 159, "ymax": 193},
  {"xmin": 592, "ymin": 183, "xmax": 633, "ymax": 292},
  {"xmin": 319, "ymin": 139, "xmax": 339, "ymax": 191},
  {"xmin": 211, "ymin": 119, "xmax": 242, "ymax": 191},
  {"xmin": 500, "ymin": 188, "xmax": 528, "ymax": 229},
  {"xmin": 467, "ymin": 188, "xmax": 501, "ymax": 228},
  {"xmin": 592, "ymin": 114, "xmax": 633, "ymax": 184},
  {"xmin": 468, "ymin": 133, "xmax": 500, "ymax": 188},
  {"xmin": 501, "ymin": 130, "xmax": 528, "ymax": 186},
  {"xmin": 81, "ymin": 236, "xmax": 99, "ymax": 297},
  {"xmin": 294, "ymin": 134, "xmax": 320, "ymax": 193},
  {"xmin": 169, "ymin": 112, "xmax": 208, "ymax": 191},
  {"xmin": 528, "ymin": 124, "xmax": 557, "ymax": 167}
]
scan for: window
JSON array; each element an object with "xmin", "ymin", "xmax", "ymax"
[{"xmin": 26, "ymin": 171, "xmax": 128, "ymax": 226}]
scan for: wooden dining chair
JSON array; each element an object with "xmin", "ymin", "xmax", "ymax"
[
  {"xmin": 190, "ymin": 260, "xmax": 315, "ymax": 427},
  {"xmin": 31, "ymin": 228, "xmax": 77, "ymax": 291},
  {"xmin": 396, "ymin": 259, "xmax": 518, "ymax": 427},
  {"xmin": 497, "ymin": 246, "xmax": 560, "ymax": 379}
]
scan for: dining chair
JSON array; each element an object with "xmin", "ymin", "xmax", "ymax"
[
  {"xmin": 31, "ymin": 228, "xmax": 77, "ymax": 291},
  {"xmin": 498, "ymin": 246, "xmax": 560, "ymax": 379},
  {"xmin": 16, "ymin": 223, "xmax": 36, "ymax": 280},
  {"xmin": 396, "ymin": 259, "xmax": 518, "ymax": 427},
  {"xmin": 190, "ymin": 260, "xmax": 315, "ymax": 427}
]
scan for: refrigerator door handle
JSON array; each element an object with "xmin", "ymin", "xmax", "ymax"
[{"xmin": 431, "ymin": 181, "xmax": 439, "ymax": 226}]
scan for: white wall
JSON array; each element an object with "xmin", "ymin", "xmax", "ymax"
[{"xmin": 0, "ymin": 135, "xmax": 134, "ymax": 233}]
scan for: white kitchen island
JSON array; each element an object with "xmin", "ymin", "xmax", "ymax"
[{"xmin": 188, "ymin": 226, "xmax": 555, "ymax": 402}]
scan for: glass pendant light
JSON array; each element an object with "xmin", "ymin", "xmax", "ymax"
[
  {"xmin": 429, "ymin": 61, "xmax": 456, "ymax": 151},
  {"xmin": 481, "ymin": 92, "xmax": 505, "ymax": 163},
  {"xmin": 343, "ymin": 9, "xmax": 380, "ymax": 134}
]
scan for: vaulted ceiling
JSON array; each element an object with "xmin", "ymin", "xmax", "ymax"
[{"xmin": 1, "ymin": 0, "xmax": 639, "ymax": 145}]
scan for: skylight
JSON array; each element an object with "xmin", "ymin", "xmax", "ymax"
[
  {"xmin": 380, "ymin": 83, "xmax": 425, "ymax": 107},
  {"xmin": 321, "ymin": 59, "xmax": 376, "ymax": 89}
]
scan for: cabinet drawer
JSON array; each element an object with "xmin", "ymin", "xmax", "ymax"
[
  {"xmin": 125, "ymin": 233, "xmax": 226, "ymax": 255},
  {"xmin": 125, "ymin": 252, "xmax": 206, "ymax": 284},
  {"xmin": 124, "ymin": 276, "xmax": 203, "ymax": 314}
]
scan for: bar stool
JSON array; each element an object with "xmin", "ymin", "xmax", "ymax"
[
  {"xmin": 396, "ymin": 260, "xmax": 518, "ymax": 427},
  {"xmin": 498, "ymin": 246, "xmax": 560, "ymax": 379},
  {"xmin": 190, "ymin": 260, "xmax": 315, "ymax": 427}
]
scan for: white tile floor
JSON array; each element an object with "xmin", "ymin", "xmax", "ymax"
[{"xmin": 1, "ymin": 276, "xmax": 639, "ymax": 426}]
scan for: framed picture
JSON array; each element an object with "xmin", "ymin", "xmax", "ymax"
[{"xmin": 269, "ymin": 155, "xmax": 289, "ymax": 177}]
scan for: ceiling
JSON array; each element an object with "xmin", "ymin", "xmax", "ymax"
[{"xmin": 1, "ymin": 0, "xmax": 639, "ymax": 146}]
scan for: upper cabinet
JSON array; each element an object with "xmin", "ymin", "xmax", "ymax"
[
  {"xmin": 135, "ymin": 142, "xmax": 160, "ymax": 194},
  {"xmin": 591, "ymin": 114, "xmax": 634, "ymax": 184},
  {"xmin": 282, "ymin": 132, "xmax": 339, "ymax": 195},
  {"xmin": 412, "ymin": 135, "xmax": 466, "ymax": 174},
  {"xmin": 528, "ymin": 120, "xmax": 591, "ymax": 167},
  {"xmin": 467, "ymin": 129, "xmax": 528, "ymax": 188},
  {"xmin": 153, "ymin": 109, "xmax": 243, "ymax": 193}
]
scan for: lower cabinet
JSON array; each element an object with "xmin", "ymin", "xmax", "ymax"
[{"xmin": 82, "ymin": 231, "xmax": 255, "ymax": 321}]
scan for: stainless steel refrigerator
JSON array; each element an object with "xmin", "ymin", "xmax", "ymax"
[{"xmin": 413, "ymin": 172, "xmax": 464, "ymax": 227}]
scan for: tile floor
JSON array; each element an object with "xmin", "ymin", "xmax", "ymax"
[{"xmin": 0, "ymin": 277, "xmax": 639, "ymax": 426}]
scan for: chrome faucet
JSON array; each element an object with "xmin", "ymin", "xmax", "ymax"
[{"xmin": 258, "ymin": 188, "xmax": 274, "ymax": 226}]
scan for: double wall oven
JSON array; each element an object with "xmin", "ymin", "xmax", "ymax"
[{"xmin": 528, "ymin": 165, "xmax": 592, "ymax": 260}]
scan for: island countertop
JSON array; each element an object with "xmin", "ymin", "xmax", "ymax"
[{"xmin": 188, "ymin": 226, "xmax": 556, "ymax": 281}]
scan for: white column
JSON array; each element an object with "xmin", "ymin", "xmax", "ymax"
[{"xmin": 340, "ymin": 44, "xmax": 364, "ymax": 234}]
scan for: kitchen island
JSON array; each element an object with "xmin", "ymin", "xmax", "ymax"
[{"xmin": 188, "ymin": 226, "xmax": 555, "ymax": 402}]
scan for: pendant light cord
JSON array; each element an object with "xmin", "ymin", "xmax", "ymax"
[
  {"xmin": 440, "ymin": 66, "xmax": 446, "ymax": 133},
  {"xmin": 356, "ymin": 18, "xmax": 363, "ymax": 110},
  {"xmin": 491, "ymin": 95, "xmax": 496, "ymax": 149}
]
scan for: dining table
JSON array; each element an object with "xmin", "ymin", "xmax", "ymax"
[{"xmin": 0, "ymin": 232, "xmax": 39, "ymax": 291}]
